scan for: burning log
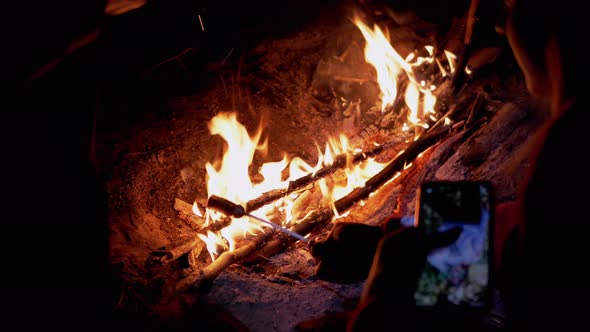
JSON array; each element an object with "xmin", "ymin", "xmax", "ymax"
[
  {"xmin": 174, "ymin": 198, "xmax": 232, "ymax": 233},
  {"xmin": 149, "ymin": 198, "xmax": 231, "ymax": 266},
  {"xmin": 207, "ymin": 195, "xmax": 309, "ymax": 242},
  {"xmin": 176, "ymin": 114, "xmax": 462, "ymax": 292},
  {"xmin": 176, "ymin": 227, "xmax": 276, "ymax": 291},
  {"xmin": 245, "ymin": 138, "xmax": 397, "ymax": 213},
  {"xmin": 174, "ymin": 89, "xmax": 483, "ymax": 290},
  {"xmin": 170, "ymin": 93, "xmax": 477, "ymax": 274},
  {"xmin": 252, "ymin": 117, "xmax": 457, "ymax": 260},
  {"xmin": 174, "ymin": 198, "xmax": 206, "ymax": 228}
]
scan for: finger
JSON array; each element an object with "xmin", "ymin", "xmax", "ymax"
[
  {"xmin": 382, "ymin": 215, "xmax": 402, "ymax": 233},
  {"xmin": 308, "ymin": 223, "xmax": 381, "ymax": 257},
  {"xmin": 308, "ymin": 237, "xmax": 329, "ymax": 258},
  {"xmin": 335, "ymin": 222, "xmax": 381, "ymax": 242},
  {"xmin": 307, "ymin": 222, "xmax": 353, "ymax": 255},
  {"xmin": 425, "ymin": 227, "xmax": 462, "ymax": 251}
]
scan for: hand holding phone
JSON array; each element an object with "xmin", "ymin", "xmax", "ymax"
[{"xmin": 348, "ymin": 181, "xmax": 494, "ymax": 331}]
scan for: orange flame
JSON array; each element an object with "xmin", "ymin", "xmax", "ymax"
[
  {"xmin": 197, "ymin": 113, "xmax": 386, "ymax": 260},
  {"xmin": 353, "ymin": 17, "xmax": 455, "ymax": 133},
  {"xmin": 354, "ymin": 19, "xmax": 409, "ymax": 112},
  {"xmin": 203, "ymin": 113, "xmax": 287, "ymax": 256}
]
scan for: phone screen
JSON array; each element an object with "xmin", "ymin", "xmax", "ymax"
[{"xmin": 414, "ymin": 180, "xmax": 493, "ymax": 308}]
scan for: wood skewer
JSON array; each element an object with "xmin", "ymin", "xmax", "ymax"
[
  {"xmin": 206, "ymin": 195, "xmax": 309, "ymax": 243},
  {"xmin": 174, "ymin": 198, "xmax": 206, "ymax": 228}
]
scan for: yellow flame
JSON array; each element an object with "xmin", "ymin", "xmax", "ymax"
[
  {"xmin": 202, "ymin": 113, "xmax": 288, "ymax": 259},
  {"xmin": 354, "ymin": 17, "xmax": 448, "ymax": 134},
  {"xmin": 220, "ymin": 217, "xmax": 264, "ymax": 252},
  {"xmin": 354, "ymin": 18, "xmax": 411, "ymax": 112},
  {"xmin": 257, "ymin": 156, "xmax": 289, "ymax": 193},
  {"xmin": 197, "ymin": 231, "xmax": 225, "ymax": 261},
  {"xmin": 205, "ymin": 112, "xmax": 261, "ymax": 205},
  {"xmin": 192, "ymin": 201, "xmax": 203, "ymax": 217},
  {"xmin": 444, "ymin": 50, "xmax": 457, "ymax": 74},
  {"xmin": 289, "ymin": 156, "xmax": 316, "ymax": 179},
  {"xmin": 199, "ymin": 112, "xmax": 389, "ymax": 259},
  {"xmin": 405, "ymin": 83, "xmax": 420, "ymax": 125},
  {"xmin": 313, "ymin": 134, "xmax": 387, "ymax": 210},
  {"xmin": 423, "ymin": 89, "xmax": 437, "ymax": 115},
  {"xmin": 436, "ymin": 58, "xmax": 448, "ymax": 77},
  {"xmin": 406, "ymin": 47, "xmax": 435, "ymax": 67}
]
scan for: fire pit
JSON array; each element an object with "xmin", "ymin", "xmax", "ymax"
[{"xmin": 103, "ymin": 1, "xmax": 547, "ymax": 330}]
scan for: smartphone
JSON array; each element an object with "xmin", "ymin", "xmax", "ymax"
[{"xmin": 414, "ymin": 180, "xmax": 493, "ymax": 309}]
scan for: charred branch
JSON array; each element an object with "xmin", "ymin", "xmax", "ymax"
[
  {"xmin": 149, "ymin": 198, "xmax": 231, "ymax": 266},
  {"xmin": 149, "ymin": 236, "xmax": 206, "ymax": 265},
  {"xmin": 174, "ymin": 198, "xmax": 206, "ymax": 228},
  {"xmin": 252, "ymin": 117, "xmax": 458, "ymax": 260},
  {"xmin": 167, "ymin": 93, "xmax": 478, "ymax": 274},
  {"xmin": 174, "ymin": 198, "xmax": 232, "ymax": 233},
  {"xmin": 176, "ymin": 228, "xmax": 276, "ymax": 292},
  {"xmin": 176, "ymin": 113, "xmax": 465, "ymax": 292},
  {"xmin": 174, "ymin": 91, "xmax": 483, "ymax": 290},
  {"xmin": 245, "ymin": 140, "xmax": 391, "ymax": 213}
]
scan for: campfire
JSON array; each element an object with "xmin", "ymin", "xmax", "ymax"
[
  {"xmin": 106, "ymin": 1, "xmax": 547, "ymax": 330},
  {"xmin": 157, "ymin": 13, "xmax": 467, "ymax": 289}
]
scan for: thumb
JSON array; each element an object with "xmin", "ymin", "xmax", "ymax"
[{"xmin": 424, "ymin": 227, "xmax": 462, "ymax": 252}]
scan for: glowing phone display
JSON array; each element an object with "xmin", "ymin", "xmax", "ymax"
[{"xmin": 414, "ymin": 180, "xmax": 493, "ymax": 308}]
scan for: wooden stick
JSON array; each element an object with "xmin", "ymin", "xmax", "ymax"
[
  {"xmin": 150, "ymin": 236, "xmax": 206, "ymax": 265},
  {"xmin": 175, "ymin": 99, "xmax": 478, "ymax": 290},
  {"xmin": 174, "ymin": 198, "xmax": 232, "ymax": 232},
  {"xmin": 177, "ymin": 119, "xmax": 458, "ymax": 293},
  {"xmin": 252, "ymin": 120, "xmax": 455, "ymax": 260},
  {"xmin": 174, "ymin": 198, "xmax": 206, "ymax": 228},
  {"xmin": 151, "ymin": 199, "xmax": 231, "ymax": 265},
  {"xmin": 172, "ymin": 97, "xmax": 473, "ymax": 267},
  {"xmin": 332, "ymin": 75, "xmax": 369, "ymax": 84},
  {"xmin": 245, "ymin": 139, "xmax": 394, "ymax": 213},
  {"xmin": 176, "ymin": 228, "xmax": 276, "ymax": 291},
  {"xmin": 451, "ymin": 0, "xmax": 481, "ymax": 95}
]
